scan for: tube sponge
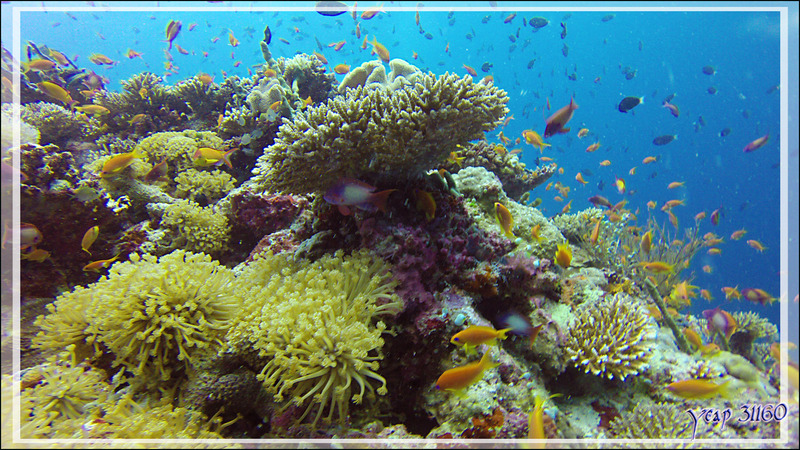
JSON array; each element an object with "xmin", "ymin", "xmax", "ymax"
[{"xmin": 226, "ymin": 249, "xmax": 403, "ymax": 425}]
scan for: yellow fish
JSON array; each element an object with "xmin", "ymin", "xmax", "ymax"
[
  {"xmin": 638, "ymin": 261, "xmax": 674, "ymax": 274},
  {"xmin": 494, "ymin": 202, "xmax": 514, "ymax": 239},
  {"xmin": 522, "ymin": 129, "xmax": 551, "ymax": 151},
  {"xmin": 193, "ymin": 147, "xmax": 237, "ymax": 169},
  {"xmin": 666, "ymin": 379, "xmax": 730, "ymax": 399},
  {"xmin": 554, "ymin": 243, "xmax": 572, "ymax": 268},
  {"xmin": 450, "ymin": 326, "xmax": 511, "ymax": 355},
  {"xmin": 37, "ymin": 81, "xmax": 73, "ymax": 105},
  {"xmin": 81, "ymin": 225, "xmax": 100, "ymax": 255},
  {"xmin": 434, "ymin": 352, "xmax": 500, "ymax": 397},
  {"xmin": 74, "ymin": 105, "xmax": 110, "ymax": 116},
  {"xmin": 83, "ymin": 253, "xmax": 120, "ymax": 272},
  {"xmin": 100, "ymin": 149, "xmax": 143, "ymax": 178},
  {"xmin": 446, "ymin": 151, "xmax": 466, "ymax": 167}
]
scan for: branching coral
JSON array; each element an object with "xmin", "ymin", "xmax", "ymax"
[
  {"xmin": 171, "ymin": 76, "xmax": 232, "ymax": 120},
  {"xmin": 160, "ymin": 199, "xmax": 230, "ymax": 255},
  {"xmin": 20, "ymin": 101, "xmax": 101, "ymax": 148},
  {"xmin": 607, "ymin": 401, "xmax": 693, "ymax": 439},
  {"xmin": 174, "ymin": 168, "xmax": 236, "ymax": 203},
  {"xmin": 564, "ymin": 293, "xmax": 653, "ymax": 380},
  {"xmin": 33, "ymin": 250, "xmax": 239, "ymax": 388},
  {"xmin": 249, "ymin": 71, "xmax": 508, "ymax": 194},
  {"xmin": 226, "ymin": 249, "xmax": 402, "ymax": 426},
  {"xmin": 732, "ymin": 311, "xmax": 778, "ymax": 341},
  {"xmin": 93, "ymin": 72, "xmax": 187, "ymax": 129},
  {"xmin": 438, "ymin": 140, "xmax": 556, "ymax": 201}
]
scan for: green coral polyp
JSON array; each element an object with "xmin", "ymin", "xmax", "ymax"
[{"xmin": 228, "ymin": 250, "xmax": 402, "ymax": 425}]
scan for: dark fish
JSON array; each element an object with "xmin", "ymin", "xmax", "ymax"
[
  {"xmin": 719, "ymin": 127, "xmax": 732, "ymax": 137},
  {"xmin": 588, "ymin": 195, "xmax": 613, "ymax": 209},
  {"xmin": 563, "ymin": 13, "xmax": 572, "ymax": 21},
  {"xmin": 447, "ymin": 11, "xmax": 454, "ymax": 19},
  {"xmin": 562, "ymin": 43, "xmax": 569, "ymax": 57},
  {"xmin": 466, "ymin": 33, "xmax": 473, "ymax": 40},
  {"xmin": 653, "ymin": 134, "xmax": 677, "ymax": 146},
  {"xmin": 526, "ymin": 59, "xmax": 535, "ymax": 69},
  {"xmin": 597, "ymin": 180, "xmax": 604, "ymax": 191},
  {"xmin": 707, "ymin": 86, "xmax": 717, "ymax": 95},
  {"xmin": 529, "ymin": 17, "xmax": 549, "ymax": 29},
  {"xmin": 601, "ymin": 14, "xmax": 615, "ymax": 22},
  {"xmin": 509, "ymin": 34, "xmax": 516, "ymax": 43},
  {"xmin": 582, "ymin": 168, "xmax": 594, "ymax": 176},
  {"xmin": 516, "ymin": 28, "xmax": 520, "ymax": 38},
  {"xmin": 568, "ymin": 73, "xmax": 576, "ymax": 81},
  {"xmin": 649, "ymin": 171, "xmax": 657, "ymax": 179},
  {"xmin": 509, "ymin": 44, "xmax": 517, "ymax": 53},
  {"xmin": 481, "ymin": 62, "xmax": 493, "ymax": 72},
  {"xmin": 448, "ymin": 18, "xmax": 455, "ymax": 26},
  {"xmin": 742, "ymin": 109, "xmax": 750, "ymax": 119},
  {"xmin": 638, "ymin": 40, "xmax": 643, "ymax": 51},
  {"xmin": 663, "ymin": 93, "xmax": 676, "ymax": 103},
  {"xmin": 263, "ymin": 25, "xmax": 271, "ymax": 45},
  {"xmin": 315, "ymin": 1, "xmax": 348, "ymax": 16},
  {"xmin": 523, "ymin": 17, "xmax": 527, "ymax": 27},
  {"xmin": 766, "ymin": 85, "xmax": 779, "ymax": 94},
  {"xmin": 625, "ymin": 71, "xmax": 636, "ymax": 80},
  {"xmin": 481, "ymin": 15, "xmax": 491, "ymax": 23},
  {"xmin": 618, "ymin": 96, "xmax": 643, "ymax": 113},
  {"xmin": 698, "ymin": 115, "xmax": 706, "ymax": 126},
  {"xmin": 425, "ymin": 32, "xmax": 433, "ymax": 40},
  {"xmin": 560, "ymin": 22, "xmax": 567, "ymax": 39},
  {"xmin": 702, "ymin": 65, "xmax": 715, "ymax": 75}
]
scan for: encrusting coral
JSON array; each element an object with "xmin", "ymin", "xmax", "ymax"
[
  {"xmin": 34, "ymin": 250, "xmax": 240, "ymax": 388},
  {"xmin": 250, "ymin": 69, "xmax": 508, "ymax": 194},
  {"xmin": 226, "ymin": 249, "xmax": 403, "ymax": 426},
  {"xmin": 564, "ymin": 293, "xmax": 653, "ymax": 380}
]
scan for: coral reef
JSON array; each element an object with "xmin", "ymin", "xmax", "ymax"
[
  {"xmin": 132, "ymin": 129, "xmax": 225, "ymax": 175},
  {"xmin": 439, "ymin": 140, "xmax": 556, "ymax": 201},
  {"xmin": 20, "ymin": 101, "xmax": 101, "ymax": 148},
  {"xmin": 250, "ymin": 71, "xmax": 508, "ymax": 194},
  {"xmin": 34, "ymin": 250, "xmax": 240, "ymax": 389},
  {"xmin": 93, "ymin": 72, "xmax": 187, "ymax": 131},
  {"xmin": 226, "ymin": 250, "xmax": 402, "ymax": 426},
  {"xmin": 157, "ymin": 199, "xmax": 230, "ymax": 256},
  {"xmin": 564, "ymin": 293, "xmax": 653, "ymax": 380},
  {"xmin": 607, "ymin": 401, "xmax": 693, "ymax": 439},
  {"xmin": 174, "ymin": 168, "xmax": 236, "ymax": 203}
]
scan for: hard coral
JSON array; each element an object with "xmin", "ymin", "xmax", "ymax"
[
  {"xmin": 20, "ymin": 101, "xmax": 101, "ymax": 148},
  {"xmin": 607, "ymin": 401, "xmax": 693, "ymax": 439},
  {"xmin": 564, "ymin": 293, "xmax": 653, "ymax": 380},
  {"xmin": 226, "ymin": 249, "xmax": 402, "ymax": 426},
  {"xmin": 250, "ymin": 71, "xmax": 508, "ymax": 194}
]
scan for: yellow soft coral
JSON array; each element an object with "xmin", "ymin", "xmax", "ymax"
[
  {"xmin": 161, "ymin": 199, "xmax": 230, "ymax": 255},
  {"xmin": 227, "ymin": 250, "xmax": 402, "ymax": 425},
  {"xmin": 133, "ymin": 130, "xmax": 224, "ymax": 174},
  {"xmin": 174, "ymin": 168, "xmax": 236, "ymax": 202}
]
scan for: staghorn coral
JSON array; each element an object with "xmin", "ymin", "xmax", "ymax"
[
  {"xmin": 171, "ymin": 76, "xmax": 232, "ymax": 120},
  {"xmin": 159, "ymin": 199, "xmax": 230, "ymax": 256},
  {"xmin": 20, "ymin": 101, "xmax": 101, "ymax": 148},
  {"xmin": 174, "ymin": 168, "xmax": 236, "ymax": 203},
  {"xmin": 249, "ymin": 71, "xmax": 508, "ymax": 194},
  {"xmin": 439, "ymin": 140, "xmax": 556, "ymax": 201},
  {"xmin": 607, "ymin": 401, "xmax": 693, "ymax": 439},
  {"xmin": 226, "ymin": 249, "xmax": 403, "ymax": 426},
  {"xmin": 33, "ymin": 250, "xmax": 239, "ymax": 389},
  {"xmin": 564, "ymin": 293, "xmax": 653, "ymax": 380}
]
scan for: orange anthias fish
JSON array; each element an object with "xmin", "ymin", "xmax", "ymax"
[
  {"xmin": 575, "ymin": 172, "xmax": 588, "ymax": 185},
  {"xmin": 730, "ymin": 229, "xmax": 747, "ymax": 240},
  {"xmin": 667, "ymin": 181, "xmax": 685, "ymax": 189},
  {"xmin": 83, "ymin": 253, "xmax": 121, "ymax": 272},
  {"xmin": 88, "ymin": 53, "xmax": 116, "ymax": 65},
  {"xmin": 334, "ymin": 64, "xmax": 350, "ymax": 74},
  {"xmin": 642, "ymin": 156, "xmax": 657, "ymax": 164},
  {"xmin": 369, "ymin": 37, "xmax": 390, "ymax": 63},
  {"xmin": 494, "ymin": 202, "xmax": 514, "ymax": 239},
  {"xmin": 435, "ymin": 352, "xmax": 500, "ymax": 396},
  {"xmin": 577, "ymin": 127, "xmax": 589, "ymax": 138},
  {"xmin": 667, "ymin": 379, "xmax": 730, "ymax": 399},
  {"xmin": 522, "ymin": 130, "xmax": 551, "ymax": 151},
  {"xmin": 81, "ymin": 225, "xmax": 100, "ymax": 255},
  {"xmin": 585, "ymin": 142, "xmax": 600, "ymax": 153},
  {"xmin": 450, "ymin": 326, "xmax": 511, "ymax": 355},
  {"xmin": 164, "ymin": 20, "xmax": 182, "ymax": 50},
  {"xmin": 100, "ymin": 149, "xmax": 143, "ymax": 178},
  {"xmin": 746, "ymin": 239, "xmax": 767, "ymax": 252},
  {"xmin": 528, "ymin": 395, "xmax": 546, "ymax": 440},
  {"xmin": 639, "ymin": 261, "xmax": 674, "ymax": 274},
  {"xmin": 361, "ymin": 4, "xmax": 385, "ymax": 20},
  {"xmin": 414, "ymin": 189, "xmax": 436, "ymax": 222},
  {"xmin": 175, "ymin": 44, "xmax": 190, "ymax": 55},
  {"xmin": 544, "ymin": 97, "xmax": 578, "ymax": 138},
  {"xmin": 743, "ymin": 134, "xmax": 769, "ymax": 153},
  {"xmin": 722, "ymin": 286, "xmax": 742, "ymax": 300},
  {"xmin": 463, "ymin": 64, "xmax": 477, "ymax": 77},
  {"xmin": 193, "ymin": 147, "xmax": 237, "ymax": 169},
  {"xmin": 37, "ymin": 81, "xmax": 74, "ymax": 106},
  {"xmin": 228, "ymin": 31, "xmax": 239, "ymax": 47},
  {"xmin": 126, "ymin": 49, "xmax": 144, "ymax": 59}
]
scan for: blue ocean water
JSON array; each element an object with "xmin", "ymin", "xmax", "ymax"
[{"xmin": 3, "ymin": 2, "xmax": 797, "ymax": 344}]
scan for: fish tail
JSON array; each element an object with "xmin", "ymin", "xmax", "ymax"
[
  {"xmin": 479, "ymin": 351, "xmax": 501, "ymax": 370},
  {"xmin": 369, "ymin": 189, "xmax": 396, "ymax": 213},
  {"xmin": 497, "ymin": 328, "xmax": 513, "ymax": 340}
]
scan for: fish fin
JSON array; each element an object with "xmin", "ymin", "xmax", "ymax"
[
  {"xmin": 82, "ymin": 248, "xmax": 92, "ymax": 255},
  {"xmin": 497, "ymin": 328, "xmax": 513, "ymax": 340},
  {"xmin": 338, "ymin": 205, "xmax": 352, "ymax": 216},
  {"xmin": 559, "ymin": 127, "xmax": 571, "ymax": 135},
  {"xmin": 370, "ymin": 189, "xmax": 397, "ymax": 213},
  {"xmin": 217, "ymin": 147, "xmax": 237, "ymax": 169}
]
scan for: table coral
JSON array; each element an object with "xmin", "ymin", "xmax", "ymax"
[
  {"xmin": 226, "ymin": 249, "xmax": 402, "ymax": 426},
  {"xmin": 564, "ymin": 293, "xmax": 653, "ymax": 380},
  {"xmin": 249, "ymin": 71, "xmax": 508, "ymax": 194}
]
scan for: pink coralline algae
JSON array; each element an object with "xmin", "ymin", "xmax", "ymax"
[{"xmin": 229, "ymin": 190, "xmax": 310, "ymax": 259}]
